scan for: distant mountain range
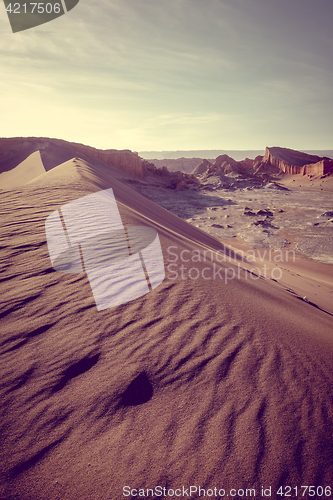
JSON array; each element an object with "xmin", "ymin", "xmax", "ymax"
[
  {"xmin": 192, "ymin": 147, "xmax": 333, "ymax": 178},
  {"xmin": 139, "ymin": 150, "xmax": 265, "ymax": 161},
  {"xmin": 140, "ymin": 150, "xmax": 333, "ymax": 173}
]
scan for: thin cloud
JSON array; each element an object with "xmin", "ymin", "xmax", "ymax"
[{"xmin": 0, "ymin": 0, "xmax": 332, "ymax": 149}]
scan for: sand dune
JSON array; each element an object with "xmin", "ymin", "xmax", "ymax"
[
  {"xmin": 0, "ymin": 150, "xmax": 45, "ymax": 189},
  {"xmin": 1, "ymin": 155, "xmax": 333, "ymax": 500}
]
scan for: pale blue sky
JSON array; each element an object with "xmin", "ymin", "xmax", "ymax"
[{"xmin": 0, "ymin": 0, "xmax": 332, "ymax": 151}]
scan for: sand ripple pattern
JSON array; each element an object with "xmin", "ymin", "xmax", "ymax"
[{"xmin": 1, "ymin": 185, "xmax": 333, "ymax": 500}]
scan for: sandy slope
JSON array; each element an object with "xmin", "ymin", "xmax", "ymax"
[
  {"xmin": 1, "ymin": 158, "xmax": 333, "ymax": 500},
  {"xmin": 206, "ymin": 236, "xmax": 333, "ymax": 317}
]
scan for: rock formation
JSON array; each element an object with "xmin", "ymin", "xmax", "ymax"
[
  {"xmin": 192, "ymin": 159, "xmax": 212, "ymax": 175},
  {"xmin": 143, "ymin": 159, "xmax": 198, "ymax": 190},
  {"xmin": 212, "ymin": 154, "xmax": 239, "ymax": 172},
  {"xmin": 192, "ymin": 146, "xmax": 333, "ymax": 179},
  {"xmin": 193, "ymin": 155, "xmax": 242, "ymax": 178},
  {"xmin": 253, "ymin": 147, "xmax": 333, "ymax": 176}
]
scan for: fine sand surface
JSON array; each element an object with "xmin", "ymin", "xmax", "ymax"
[{"xmin": 1, "ymin": 157, "xmax": 333, "ymax": 500}]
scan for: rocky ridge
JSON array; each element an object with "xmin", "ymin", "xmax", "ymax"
[
  {"xmin": 0, "ymin": 137, "xmax": 145, "ymax": 179},
  {"xmin": 261, "ymin": 147, "xmax": 333, "ymax": 176},
  {"xmin": 192, "ymin": 146, "xmax": 333, "ymax": 179}
]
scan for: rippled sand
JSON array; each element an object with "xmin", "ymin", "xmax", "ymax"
[{"xmin": 1, "ymin": 159, "xmax": 333, "ymax": 500}]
